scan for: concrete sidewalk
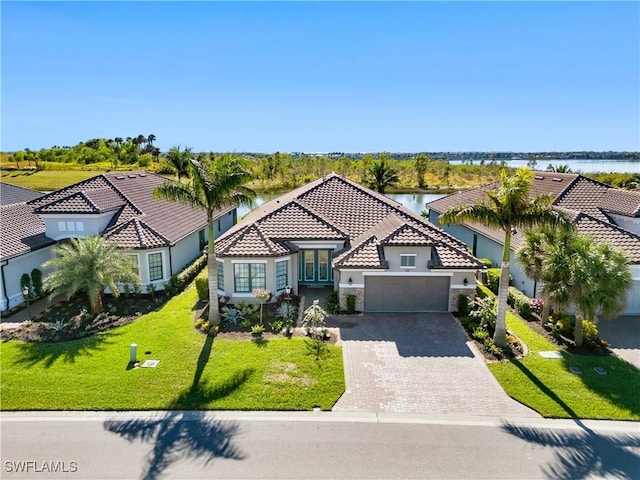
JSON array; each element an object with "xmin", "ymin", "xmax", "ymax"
[{"xmin": 0, "ymin": 296, "xmax": 59, "ymax": 328}]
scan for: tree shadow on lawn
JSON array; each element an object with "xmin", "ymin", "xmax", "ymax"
[
  {"xmin": 104, "ymin": 335, "xmax": 251, "ymax": 480},
  {"xmin": 511, "ymin": 357, "xmax": 640, "ymax": 419},
  {"xmin": 12, "ymin": 330, "xmax": 121, "ymax": 369},
  {"xmin": 561, "ymin": 354, "xmax": 640, "ymax": 418},
  {"xmin": 502, "ymin": 421, "xmax": 640, "ymax": 479}
]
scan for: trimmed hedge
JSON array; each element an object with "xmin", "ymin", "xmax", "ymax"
[
  {"xmin": 165, "ymin": 253, "xmax": 208, "ymax": 296},
  {"xmin": 508, "ymin": 286, "xmax": 532, "ymax": 319},
  {"xmin": 476, "ymin": 284, "xmax": 495, "ymax": 299}
]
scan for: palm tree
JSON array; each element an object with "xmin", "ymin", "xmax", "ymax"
[
  {"xmin": 440, "ymin": 168, "xmax": 570, "ymax": 347},
  {"xmin": 517, "ymin": 226, "xmax": 576, "ymax": 324},
  {"xmin": 42, "ymin": 236, "xmax": 139, "ymax": 314},
  {"xmin": 365, "ymin": 159, "xmax": 399, "ymax": 194},
  {"xmin": 165, "ymin": 146, "xmax": 191, "ymax": 182},
  {"xmin": 154, "ymin": 153, "xmax": 255, "ymax": 326},
  {"xmin": 546, "ymin": 164, "xmax": 573, "ymax": 173},
  {"xmin": 543, "ymin": 236, "xmax": 632, "ymax": 346}
]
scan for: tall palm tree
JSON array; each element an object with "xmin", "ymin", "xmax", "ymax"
[
  {"xmin": 517, "ymin": 226, "xmax": 576, "ymax": 324},
  {"xmin": 543, "ymin": 236, "xmax": 632, "ymax": 346},
  {"xmin": 365, "ymin": 159, "xmax": 399, "ymax": 194},
  {"xmin": 165, "ymin": 146, "xmax": 191, "ymax": 182},
  {"xmin": 154, "ymin": 153, "xmax": 255, "ymax": 326},
  {"xmin": 440, "ymin": 168, "xmax": 570, "ymax": 347},
  {"xmin": 42, "ymin": 236, "xmax": 139, "ymax": 314}
]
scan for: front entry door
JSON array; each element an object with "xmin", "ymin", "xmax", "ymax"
[{"xmin": 299, "ymin": 249, "xmax": 333, "ymax": 285}]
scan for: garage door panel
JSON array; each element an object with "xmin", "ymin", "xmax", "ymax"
[{"xmin": 364, "ymin": 276, "xmax": 449, "ymax": 312}]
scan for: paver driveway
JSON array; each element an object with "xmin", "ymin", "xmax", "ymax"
[{"xmin": 331, "ymin": 313, "xmax": 539, "ymax": 417}]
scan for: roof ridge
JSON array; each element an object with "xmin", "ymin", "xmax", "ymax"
[
  {"xmin": 381, "ymin": 222, "xmax": 433, "ymax": 245},
  {"xmin": 34, "ymin": 190, "xmax": 99, "ymax": 213},
  {"xmin": 102, "ymin": 176, "xmax": 144, "ymax": 215},
  {"xmin": 334, "ymin": 235, "xmax": 380, "ymax": 267},
  {"xmin": 27, "ymin": 174, "xmax": 110, "ymax": 206},
  {"xmin": 553, "ymin": 174, "xmax": 606, "ymax": 206}
]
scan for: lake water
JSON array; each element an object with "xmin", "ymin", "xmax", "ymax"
[
  {"xmin": 448, "ymin": 158, "xmax": 639, "ymax": 174},
  {"xmin": 237, "ymin": 158, "xmax": 638, "ymax": 218}
]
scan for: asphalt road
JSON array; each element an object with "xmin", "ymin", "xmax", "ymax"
[{"xmin": 1, "ymin": 412, "xmax": 638, "ymax": 480}]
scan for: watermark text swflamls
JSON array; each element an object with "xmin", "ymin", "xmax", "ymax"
[{"xmin": 4, "ymin": 460, "xmax": 78, "ymax": 474}]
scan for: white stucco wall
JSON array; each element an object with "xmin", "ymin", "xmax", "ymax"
[
  {"xmin": 41, "ymin": 212, "xmax": 118, "ymax": 240},
  {"xmin": 220, "ymin": 255, "xmax": 295, "ymax": 303},
  {"xmin": 1, "ymin": 246, "xmax": 55, "ymax": 311}
]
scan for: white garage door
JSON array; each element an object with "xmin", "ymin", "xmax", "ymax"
[{"xmin": 364, "ymin": 276, "xmax": 450, "ymax": 312}]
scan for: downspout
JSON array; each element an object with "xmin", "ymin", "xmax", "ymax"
[
  {"xmin": 1, "ymin": 260, "xmax": 9, "ymax": 311},
  {"xmin": 168, "ymin": 245, "xmax": 174, "ymax": 276}
]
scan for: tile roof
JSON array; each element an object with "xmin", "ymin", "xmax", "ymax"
[
  {"xmin": 218, "ymin": 173, "xmax": 482, "ymax": 270},
  {"xmin": 427, "ymin": 171, "xmax": 640, "ymax": 264},
  {"xmin": 0, "ymin": 203, "xmax": 55, "ymax": 261},
  {"xmin": 22, "ymin": 172, "xmax": 230, "ymax": 250},
  {"xmin": 103, "ymin": 218, "xmax": 170, "ymax": 249},
  {"xmin": 0, "ymin": 183, "xmax": 43, "ymax": 206}
]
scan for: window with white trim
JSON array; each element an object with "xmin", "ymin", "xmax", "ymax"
[
  {"xmin": 148, "ymin": 252, "xmax": 164, "ymax": 281},
  {"xmin": 400, "ymin": 254, "xmax": 417, "ymax": 268},
  {"xmin": 234, "ymin": 263, "xmax": 266, "ymax": 292},
  {"xmin": 276, "ymin": 260, "xmax": 288, "ymax": 291},
  {"xmin": 217, "ymin": 260, "xmax": 224, "ymax": 290},
  {"xmin": 58, "ymin": 221, "xmax": 66, "ymax": 231}
]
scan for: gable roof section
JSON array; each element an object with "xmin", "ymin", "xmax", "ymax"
[
  {"xmin": 103, "ymin": 218, "xmax": 170, "ymax": 249},
  {"xmin": 0, "ymin": 203, "xmax": 55, "ymax": 261},
  {"xmin": 427, "ymin": 172, "xmax": 640, "ymax": 263},
  {"xmin": 1, "ymin": 183, "xmax": 43, "ymax": 206},
  {"xmin": 25, "ymin": 172, "xmax": 228, "ymax": 249},
  {"xmin": 218, "ymin": 173, "xmax": 482, "ymax": 269}
]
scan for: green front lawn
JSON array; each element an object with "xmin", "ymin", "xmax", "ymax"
[
  {"xmin": 489, "ymin": 312, "xmax": 640, "ymax": 420},
  {"xmin": 0, "ymin": 288, "xmax": 345, "ymax": 411}
]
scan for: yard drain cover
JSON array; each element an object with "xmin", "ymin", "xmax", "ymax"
[
  {"xmin": 141, "ymin": 360, "xmax": 160, "ymax": 368},
  {"xmin": 593, "ymin": 366, "xmax": 607, "ymax": 375},
  {"xmin": 539, "ymin": 351, "xmax": 563, "ymax": 359},
  {"xmin": 568, "ymin": 366, "xmax": 583, "ymax": 375}
]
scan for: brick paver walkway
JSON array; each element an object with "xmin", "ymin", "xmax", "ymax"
[{"xmin": 331, "ymin": 313, "xmax": 540, "ymax": 417}]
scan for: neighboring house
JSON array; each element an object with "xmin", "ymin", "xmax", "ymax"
[
  {"xmin": 427, "ymin": 172, "xmax": 640, "ymax": 314},
  {"xmin": 0, "ymin": 183, "xmax": 56, "ymax": 311},
  {"xmin": 0, "ymin": 172, "xmax": 236, "ymax": 312},
  {"xmin": 215, "ymin": 173, "xmax": 482, "ymax": 312}
]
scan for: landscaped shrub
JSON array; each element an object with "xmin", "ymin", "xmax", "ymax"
[
  {"xmin": 550, "ymin": 312, "xmax": 573, "ymax": 336},
  {"xmin": 268, "ymin": 320, "xmax": 283, "ymax": 334},
  {"xmin": 582, "ymin": 320, "xmax": 599, "ymax": 343},
  {"xmin": 346, "ymin": 294, "xmax": 356, "ymax": 314},
  {"xmin": 478, "ymin": 258, "xmax": 493, "ymax": 268},
  {"xmin": 457, "ymin": 294, "xmax": 470, "ymax": 316},
  {"xmin": 469, "ymin": 296, "xmax": 497, "ymax": 332},
  {"xmin": 325, "ymin": 290, "xmax": 339, "ymax": 314},
  {"xmin": 195, "ymin": 274, "xmax": 208, "ymax": 301},
  {"xmin": 485, "ymin": 268, "xmax": 512, "ymax": 294},
  {"xmin": 20, "ymin": 274, "xmax": 32, "ymax": 297},
  {"xmin": 507, "ymin": 287, "xmax": 532, "ymax": 319},
  {"xmin": 476, "ymin": 284, "xmax": 495, "ymax": 299},
  {"xmin": 31, "ymin": 269, "xmax": 43, "ymax": 296},
  {"xmin": 460, "ymin": 315, "xmax": 480, "ymax": 332},
  {"xmin": 221, "ymin": 307, "xmax": 244, "ymax": 325}
]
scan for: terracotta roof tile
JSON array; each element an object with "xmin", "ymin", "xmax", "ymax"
[
  {"xmin": 0, "ymin": 203, "xmax": 55, "ymax": 260},
  {"xmin": 218, "ymin": 174, "xmax": 482, "ymax": 270},
  {"xmin": 217, "ymin": 224, "xmax": 290, "ymax": 257},
  {"xmin": 427, "ymin": 172, "xmax": 640, "ymax": 263},
  {"xmin": 1, "ymin": 183, "xmax": 43, "ymax": 206},
  {"xmin": 257, "ymin": 201, "xmax": 346, "ymax": 240},
  {"xmin": 600, "ymin": 189, "xmax": 640, "ymax": 217},
  {"xmin": 334, "ymin": 236, "xmax": 384, "ymax": 268},
  {"xmin": 103, "ymin": 218, "xmax": 169, "ymax": 249},
  {"xmin": 574, "ymin": 214, "xmax": 640, "ymax": 263}
]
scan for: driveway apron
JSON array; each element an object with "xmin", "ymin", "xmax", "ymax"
[{"xmin": 331, "ymin": 313, "xmax": 540, "ymax": 417}]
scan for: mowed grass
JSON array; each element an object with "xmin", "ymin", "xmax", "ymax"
[
  {"xmin": 0, "ymin": 169, "xmax": 108, "ymax": 191},
  {"xmin": 489, "ymin": 312, "xmax": 640, "ymax": 420},
  {"xmin": 0, "ymin": 288, "xmax": 345, "ymax": 411}
]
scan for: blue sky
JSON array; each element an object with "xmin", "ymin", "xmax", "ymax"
[{"xmin": 2, "ymin": 1, "xmax": 638, "ymax": 153}]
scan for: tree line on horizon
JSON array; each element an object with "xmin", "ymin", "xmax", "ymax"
[{"xmin": 2, "ymin": 137, "xmax": 638, "ymax": 192}]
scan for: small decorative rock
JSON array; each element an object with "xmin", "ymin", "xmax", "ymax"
[{"xmin": 539, "ymin": 351, "xmax": 563, "ymax": 359}]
